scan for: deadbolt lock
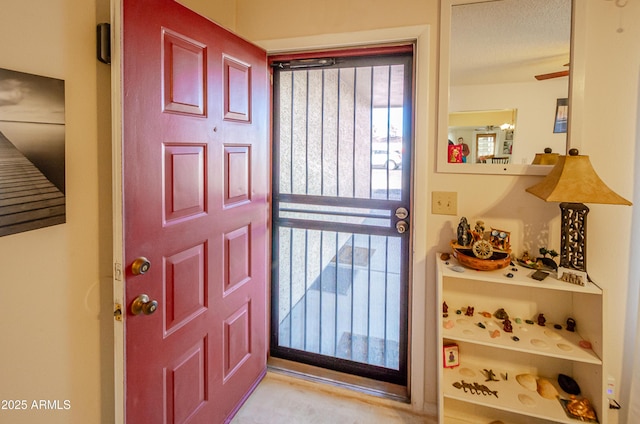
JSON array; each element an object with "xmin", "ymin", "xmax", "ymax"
[
  {"xmin": 395, "ymin": 207, "xmax": 409, "ymax": 219},
  {"xmin": 131, "ymin": 294, "xmax": 158, "ymax": 316},
  {"xmin": 131, "ymin": 257, "xmax": 151, "ymax": 275}
]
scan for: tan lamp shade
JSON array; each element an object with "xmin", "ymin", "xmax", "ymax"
[
  {"xmin": 526, "ymin": 150, "xmax": 632, "ymax": 205},
  {"xmin": 531, "ymin": 152, "xmax": 559, "ymax": 165},
  {"xmin": 531, "ymin": 148, "xmax": 559, "ymax": 165}
]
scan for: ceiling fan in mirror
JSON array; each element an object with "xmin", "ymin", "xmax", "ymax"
[{"xmin": 535, "ymin": 63, "xmax": 570, "ymax": 80}]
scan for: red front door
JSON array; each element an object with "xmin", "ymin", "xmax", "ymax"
[{"xmin": 121, "ymin": 0, "xmax": 269, "ymax": 422}]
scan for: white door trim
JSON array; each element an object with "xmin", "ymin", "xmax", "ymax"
[{"xmin": 110, "ymin": 0, "xmax": 125, "ymax": 422}]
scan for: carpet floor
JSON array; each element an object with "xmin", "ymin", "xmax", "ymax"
[{"xmin": 231, "ymin": 372, "xmax": 435, "ymax": 424}]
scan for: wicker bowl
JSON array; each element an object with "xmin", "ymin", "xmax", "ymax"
[{"xmin": 452, "ymin": 246, "xmax": 511, "ymax": 271}]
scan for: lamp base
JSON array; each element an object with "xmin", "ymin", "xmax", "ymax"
[{"xmin": 559, "ymin": 202, "xmax": 589, "ymax": 273}]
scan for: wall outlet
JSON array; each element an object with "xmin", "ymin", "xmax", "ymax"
[
  {"xmin": 607, "ymin": 375, "xmax": 616, "ymax": 399},
  {"xmin": 432, "ymin": 191, "xmax": 457, "ymax": 215}
]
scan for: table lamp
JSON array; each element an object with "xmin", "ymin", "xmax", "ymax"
[
  {"xmin": 531, "ymin": 147, "xmax": 559, "ymax": 165},
  {"xmin": 525, "ymin": 148, "xmax": 632, "ymax": 275}
]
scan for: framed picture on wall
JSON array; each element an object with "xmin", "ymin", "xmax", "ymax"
[
  {"xmin": 553, "ymin": 98, "xmax": 568, "ymax": 133},
  {"xmin": 0, "ymin": 67, "xmax": 66, "ymax": 237}
]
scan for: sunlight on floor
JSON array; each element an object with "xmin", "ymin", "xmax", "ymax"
[{"xmin": 231, "ymin": 372, "xmax": 435, "ymax": 424}]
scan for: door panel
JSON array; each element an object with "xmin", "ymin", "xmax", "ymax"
[{"xmin": 122, "ymin": 1, "xmax": 268, "ymax": 422}]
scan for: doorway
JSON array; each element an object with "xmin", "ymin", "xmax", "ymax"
[{"xmin": 270, "ymin": 47, "xmax": 414, "ymax": 385}]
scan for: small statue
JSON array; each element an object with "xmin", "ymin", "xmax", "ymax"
[
  {"xmin": 566, "ymin": 317, "xmax": 576, "ymax": 332},
  {"xmin": 465, "ymin": 306, "xmax": 474, "ymax": 316},
  {"xmin": 494, "ymin": 308, "xmax": 509, "ymax": 320},
  {"xmin": 475, "ymin": 220, "xmax": 485, "ymax": 234},
  {"xmin": 503, "ymin": 318, "xmax": 513, "ymax": 333},
  {"xmin": 483, "ymin": 369, "xmax": 499, "ymax": 382},
  {"xmin": 457, "ymin": 217, "xmax": 472, "ymax": 247},
  {"xmin": 443, "ymin": 301, "xmax": 449, "ymax": 317},
  {"xmin": 537, "ymin": 313, "xmax": 546, "ymax": 326},
  {"xmin": 566, "ymin": 396, "xmax": 598, "ymax": 421}
]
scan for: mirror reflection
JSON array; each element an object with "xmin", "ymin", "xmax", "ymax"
[
  {"xmin": 439, "ymin": 0, "xmax": 572, "ymax": 173},
  {"xmin": 447, "ymin": 109, "xmax": 516, "ymax": 164}
]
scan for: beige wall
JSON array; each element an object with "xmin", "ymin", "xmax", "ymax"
[
  {"xmin": 237, "ymin": 0, "xmax": 432, "ymax": 41},
  {"xmin": 0, "ymin": 0, "xmax": 113, "ymax": 423},
  {"xmin": 177, "ymin": 0, "xmax": 237, "ymax": 31},
  {"xmin": 0, "ymin": 0, "xmax": 637, "ymax": 423}
]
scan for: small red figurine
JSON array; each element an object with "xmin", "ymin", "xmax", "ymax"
[{"xmin": 537, "ymin": 313, "xmax": 546, "ymax": 326}]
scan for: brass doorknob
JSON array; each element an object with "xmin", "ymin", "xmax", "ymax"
[
  {"xmin": 131, "ymin": 294, "xmax": 158, "ymax": 315},
  {"xmin": 396, "ymin": 220, "xmax": 409, "ymax": 234},
  {"xmin": 131, "ymin": 257, "xmax": 151, "ymax": 275}
]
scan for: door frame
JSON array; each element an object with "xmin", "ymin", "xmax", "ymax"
[
  {"xmin": 259, "ymin": 26, "xmax": 430, "ymax": 411},
  {"xmin": 111, "ymin": 0, "xmax": 125, "ymax": 421},
  {"xmin": 269, "ymin": 48, "xmax": 414, "ymax": 385}
]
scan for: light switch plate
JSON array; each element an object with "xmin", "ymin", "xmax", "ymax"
[{"xmin": 432, "ymin": 191, "xmax": 457, "ymax": 215}]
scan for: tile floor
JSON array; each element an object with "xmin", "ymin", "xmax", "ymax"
[{"xmin": 231, "ymin": 372, "xmax": 436, "ymax": 424}]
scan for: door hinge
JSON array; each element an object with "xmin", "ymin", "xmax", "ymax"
[{"xmin": 114, "ymin": 303, "xmax": 123, "ymax": 321}]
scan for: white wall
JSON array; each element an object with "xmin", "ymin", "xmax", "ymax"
[{"xmin": 451, "ymin": 78, "xmax": 568, "ymax": 163}]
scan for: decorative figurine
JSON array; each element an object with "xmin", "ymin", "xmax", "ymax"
[
  {"xmin": 482, "ymin": 369, "xmax": 499, "ymax": 382},
  {"xmin": 563, "ymin": 396, "xmax": 598, "ymax": 422},
  {"xmin": 537, "ymin": 313, "xmax": 546, "ymax": 326},
  {"xmin": 579, "ymin": 340, "xmax": 592, "ymax": 349},
  {"xmin": 465, "ymin": 306, "xmax": 474, "ymax": 316},
  {"xmin": 566, "ymin": 317, "xmax": 576, "ymax": 332},
  {"xmin": 457, "ymin": 217, "xmax": 472, "ymax": 247},
  {"xmin": 558, "ymin": 374, "xmax": 581, "ymax": 395},
  {"xmin": 450, "ymin": 219, "xmax": 512, "ymax": 270},
  {"xmin": 503, "ymin": 318, "xmax": 513, "ymax": 333},
  {"xmin": 451, "ymin": 381, "xmax": 498, "ymax": 398},
  {"xmin": 490, "ymin": 329, "xmax": 500, "ymax": 338},
  {"xmin": 494, "ymin": 308, "xmax": 509, "ymax": 320},
  {"xmin": 538, "ymin": 247, "xmax": 559, "ymax": 270},
  {"xmin": 490, "ymin": 228, "xmax": 511, "ymax": 251},
  {"xmin": 443, "ymin": 301, "xmax": 448, "ymax": 317}
]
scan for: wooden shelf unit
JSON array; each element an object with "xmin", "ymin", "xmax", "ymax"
[{"xmin": 436, "ymin": 254, "xmax": 606, "ymax": 424}]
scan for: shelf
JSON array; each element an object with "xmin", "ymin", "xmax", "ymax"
[
  {"xmin": 437, "ymin": 254, "xmax": 602, "ymax": 295},
  {"xmin": 442, "ymin": 362, "xmax": 598, "ymax": 424},
  {"xmin": 436, "ymin": 251, "xmax": 605, "ymax": 423},
  {"xmin": 442, "ymin": 314, "xmax": 601, "ymax": 364}
]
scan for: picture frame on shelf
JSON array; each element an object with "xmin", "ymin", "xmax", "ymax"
[{"xmin": 443, "ymin": 344, "xmax": 459, "ymax": 368}]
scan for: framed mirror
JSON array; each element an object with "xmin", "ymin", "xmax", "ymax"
[{"xmin": 437, "ymin": 0, "xmax": 573, "ymax": 175}]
